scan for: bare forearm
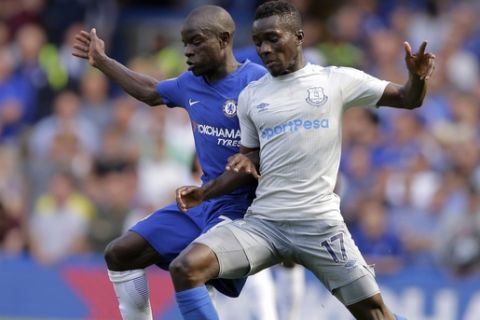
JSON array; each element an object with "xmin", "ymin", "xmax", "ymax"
[
  {"xmin": 401, "ymin": 74, "xmax": 427, "ymax": 109},
  {"xmin": 95, "ymin": 55, "xmax": 162, "ymax": 106},
  {"xmin": 200, "ymin": 148, "xmax": 260, "ymax": 200},
  {"xmin": 201, "ymin": 171, "xmax": 256, "ymax": 201},
  {"xmin": 378, "ymin": 75, "xmax": 427, "ymax": 109}
]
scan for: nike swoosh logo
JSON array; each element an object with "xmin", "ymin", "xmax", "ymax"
[{"xmin": 189, "ymin": 98, "xmax": 200, "ymax": 106}]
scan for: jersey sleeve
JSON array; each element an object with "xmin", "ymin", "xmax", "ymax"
[
  {"xmin": 155, "ymin": 77, "xmax": 183, "ymax": 108},
  {"xmin": 335, "ymin": 67, "xmax": 389, "ymax": 109},
  {"xmin": 237, "ymin": 88, "xmax": 259, "ymax": 148}
]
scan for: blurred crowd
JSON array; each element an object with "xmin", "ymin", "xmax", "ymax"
[{"xmin": 0, "ymin": 0, "xmax": 480, "ymax": 279}]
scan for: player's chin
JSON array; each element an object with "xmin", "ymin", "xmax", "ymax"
[
  {"xmin": 267, "ymin": 66, "xmax": 284, "ymax": 77},
  {"xmin": 264, "ymin": 61, "xmax": 283, "ymax": 76},
  {"xmin": 188, "ymin": 64, "xmax": 204, "ymax": 76}
]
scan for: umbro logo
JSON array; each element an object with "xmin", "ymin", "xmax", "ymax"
[
  {"xmin": 255, "ymin": 102, "xmax": 269, "ymax": 112},
  {"xmin": 189, "ymin": 98, "xmax": 200, "ymax": 106}
]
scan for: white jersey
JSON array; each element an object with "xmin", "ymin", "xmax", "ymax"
[{"xmin": 237, "ymin": 63, "xmax": 388, "ymax": 221}]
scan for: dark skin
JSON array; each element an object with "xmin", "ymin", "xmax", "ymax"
[
  {"xmin": 251, "ymin": 15, "xmax": 305, "ymax": 77},
  {"xmin": 71, "ymin": 10, "xmax": 238, "ymax": 105},
  {"xmin": 176, "ymin": 146, "xmax": 260, "ymax": 212},
  {"xmin": 72, "ymin": 6, "xmax": 241, "ymax": 271},
  {"xmin": 172, "ymin": 14, "xmax": 435, "ymax": 320}
]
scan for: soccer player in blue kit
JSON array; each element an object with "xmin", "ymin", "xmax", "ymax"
[{"xmin": 72, "ymin": 5, "xmax": 266, "ymax": 320}]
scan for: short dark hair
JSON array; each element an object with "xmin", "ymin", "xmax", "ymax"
[{"xmin": 254, "ymin": 1, "xmax": 302, "ymax": 32}]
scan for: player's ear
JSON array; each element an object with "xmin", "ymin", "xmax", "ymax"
[
  {"xmin": 219, "ymin": 31, "xmax": 231, "ymax": 48},
  {"xmin": 295, "ymin": 30, "xmax": 304, "ymax": 46}
]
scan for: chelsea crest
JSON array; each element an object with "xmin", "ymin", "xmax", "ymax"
[
  {"xmin": 306, "ymin": 87, "xmax": 328, "ymax": 107},
  {"xmin": 223, "ymin": 99, "xmax": 237, "ymax": 117}
]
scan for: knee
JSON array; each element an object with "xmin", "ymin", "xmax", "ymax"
[
  {"xmin": 104, "ymin": 238, "xmax": 130, "ymax": 270},
  {"xmin": 169, "ymin": 253, "xmax": 214, "ymax": 289},
  {"xmin": 169, "ymin": 254, "xmax": 199, "ymax": 283}
]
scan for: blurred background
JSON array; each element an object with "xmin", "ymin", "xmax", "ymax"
[{"xmin": 0, "ymin": 0, "xmax": 480, "ymax": 319}]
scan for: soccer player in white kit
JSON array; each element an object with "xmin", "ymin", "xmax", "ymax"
[{"xmin": 171, "ymin": 1, "xmax": 435, "ymax": 319}]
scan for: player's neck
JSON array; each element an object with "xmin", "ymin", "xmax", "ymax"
[
  {"xmin": 275, "ymin": 55, "xmax": 305, "ymax": 77},
  {"xmin": 204, "ymin": 56, "xmax": 240, "ymax": 84}
]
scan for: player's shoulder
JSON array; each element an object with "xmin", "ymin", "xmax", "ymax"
[
  {"xmin": 305, "ymin": 63, "xmax": 327, "ymax": 73},
  {"xmin": 237, "ymin": 60, "xmax": 268, "ymax": 80},
  {"xmin": 304, "ymin": 63, "xmax": 355, "ymax": 75},
  {"xmin": 237, "ymin": 73, "xmax": 270, "ymax": 111},
  {"xmin": 326, "ymin": 65, "xmax": 367, "ymax": 78},
  {"xmin": 159, "ymin": 70, "xmax": 195, "ymax": 89},
  {"xmin": 241, "ymin": 72, "xmax": 270, "ymax": 93},
  {"xmin": 175, "ymin": 70, "xmax": 196, "ymax": 83},
  {"xmin": 241, "ymin": 60, "xmax": 267, "ymax": 72}
]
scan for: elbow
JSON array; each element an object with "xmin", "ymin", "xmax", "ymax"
[
  {"xmin": 397, "ymin": 86, "xmax": 425, "ymax": 110},
  {"xmin": 144, "ymin": 97, "xmax": 162, "ymax": 107},
  {"xmin": 400, "ymin": 92, "xmax": 424, "ymax": 110},
  {"xmin": 142, "ymin": 88, "xmax": 163, "ymax": 107},
  {"xmin": 406, "ymin": 101, "xmax": 423, "ymax": 110}
]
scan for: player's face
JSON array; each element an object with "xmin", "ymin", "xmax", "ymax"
[
  {"xmin": 252, "ymin": 15, "xmax": 300, "ymax": 77},
  {"xmin": 181, "ymin": 26, "xmax": 223, "ymax": 76}
]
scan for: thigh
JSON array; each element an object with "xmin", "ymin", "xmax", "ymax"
[
  {"xmin": 194, "ymin": 218, "xmax": 283, "ymax": 279},
  {"xmin": 130, "ymin": 202, "xmax": 203, "ymax": 269},
  {"xmin": 293, "ymin": 220, "xmax": 374, "ymax": 293}
]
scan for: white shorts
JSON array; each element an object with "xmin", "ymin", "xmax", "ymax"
[{"xmin": 194, "ymin": 215, "xmax": 379, "ymax": 305}]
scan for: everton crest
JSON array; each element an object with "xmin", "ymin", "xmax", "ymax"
[
  {"xmin": 223, "ymin": 99, "xmax": 237, "ymax": 118},
  {"xmin": 305, "ymin": 87, "xmax": 328, "ymax": 107}
]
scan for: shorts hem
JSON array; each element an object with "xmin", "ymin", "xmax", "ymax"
[{"xmin": 343, "ymin": 288, "xmax": 380, "ymax": 306}]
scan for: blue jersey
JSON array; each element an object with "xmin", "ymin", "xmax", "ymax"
[
  {"xmin": 235, "ymin": 46, "xmax": 264, "ymax": 65},
  {"xmin": 131, "ymin": 61, "xmax": 267, "ymax": 298},
  {"xmin": 156, "ymin": 60, "xmax": 266, "ymax": 195}
]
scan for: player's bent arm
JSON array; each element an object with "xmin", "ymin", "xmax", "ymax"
[
  {"xmin": 176, "ymin": 147, "xmax": 259, "ymax": 211},
  {"xmin": 377, "ymin": 40, "xmax": 435, "ymax": 109},
  {"xmin": 197, "ymin": 168, "xmax": 255, "ymax": 201},
  {"xmin": 73, "ymin": 28, "xmax": 163, "ymax": 106},
  {"xmin": 376, "ymin": 78, "xmax": 426, "ymax": 110},
  {"xmin": 242, "ymin": 145, "xmax": 260, "ymax": 169},
  {"xmin": 94, "ymin": 55, "xmax": 164, "ymax": 106},
  {"xmin": 201, "ymin": 146, "xmax": 260, "ymax": 200}
]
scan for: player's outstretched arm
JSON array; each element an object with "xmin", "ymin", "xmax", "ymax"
[
  {"xmin": 72, "ymin": 28, "xmax": 163, "ymax": 106},
  {"xmin": 176, "ymin": 147, "xmax": 260, "ymax": 212},
  {"xmin": 377, "ymin": 40, "xmax": 435, "ymax": 109}
]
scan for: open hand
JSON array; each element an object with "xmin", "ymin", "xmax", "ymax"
[
  {"xmin": 404, "ymin": 41, "xmax": 435, "ymax": 81},
  {"xmin": 72, "ymin": 28, "xmax": 106, "ymax": 67},
  {"xmin": 226, "ymin": 153, "xmax": 260, "ymax": 179},
  {"xmin": 176, "ymin": 186, "xmax": 204, "ymax": 212}
]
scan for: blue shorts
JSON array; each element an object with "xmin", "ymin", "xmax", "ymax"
[{"xmin": 130, "ymin": 195, "xmax": 251, "ymax": 297}]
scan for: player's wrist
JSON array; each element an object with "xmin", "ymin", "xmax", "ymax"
[
  {"xmin": 408, "ymin": 71, "xmax": 425, "ymax": 82},
  {"xmin": 199, "ymin": 186, "xmax": 212, "ymax": 201},
  {"xmin": 93, "ymin": 53, "xmax": 110, "ymax": 69}
]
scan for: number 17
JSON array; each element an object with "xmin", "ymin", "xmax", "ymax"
[{"xmin": 320, "ymin": 232, "xmax": 347, "ymax": 263}]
